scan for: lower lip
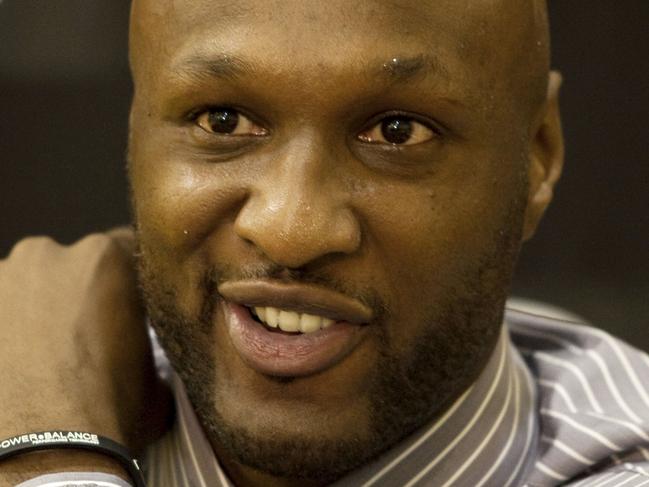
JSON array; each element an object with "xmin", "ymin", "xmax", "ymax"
[{"xmin": 224, "ymin": 302, "xmax": 366, "ymax": 377}]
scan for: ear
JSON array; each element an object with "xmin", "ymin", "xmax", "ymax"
[{"xmin": 522, "ymin": 71, "xmax": 565, "ymax": 241}]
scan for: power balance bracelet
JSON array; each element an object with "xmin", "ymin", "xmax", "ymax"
[{"xmin": 0, "ymin": 431, "xmax": 145, "ymax": 487}]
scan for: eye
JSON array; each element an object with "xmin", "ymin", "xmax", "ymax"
[
  {"xmin": 195, "ymin": 107, "xmax": 268, "ymax": 136},
  {"xmin": 358, "ymin": 116, "xmax": 437, "ymax": 146}
]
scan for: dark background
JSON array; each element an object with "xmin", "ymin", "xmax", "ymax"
[{"xmin": 1, "ymin": 2, "xmax": 647, "ymax": 348}]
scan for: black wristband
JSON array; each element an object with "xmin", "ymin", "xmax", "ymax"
[{"xmin": 0, "ymin": 431, "xmax": 145, "ymax": 487}]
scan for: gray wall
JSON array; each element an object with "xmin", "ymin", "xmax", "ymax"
[{"xmin": 1, "ymin": 2, "xmax": 647, "ymax": 349}]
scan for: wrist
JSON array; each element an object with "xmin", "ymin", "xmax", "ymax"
[{"xmin": 0, "ymin": 450, "xmax": 131, "ymax": 486}]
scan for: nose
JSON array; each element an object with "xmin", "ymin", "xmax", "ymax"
[{"xmin": 234, "ymin": 141, "xmax": 361, "ymax": 269}]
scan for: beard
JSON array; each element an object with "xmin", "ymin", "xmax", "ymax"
[{"xmin": 135, "ymin": 187, "xmax": 526, "ymax": 482}]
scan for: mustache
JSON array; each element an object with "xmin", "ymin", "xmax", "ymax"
[{"xmin": 203, "ymin": 262, "xmax": 387, "ymax": 320}]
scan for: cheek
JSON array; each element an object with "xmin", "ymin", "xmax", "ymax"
[
  {"xmin": 129, "ymin": 122, "xmax": 256, "ymax": 247},
  {"xmin": 133, "ymin": 161, "xmax": 240, "ymax": 244},
  {"xmin": 358, "ymin": 172, "xmax": 521, "ymax": 342},
  {"xmin": 130, "ymin": 150, "xmax": 249, "ymax": 314},
  {"xmin": 361, "ymin": 184, "xmax": 483, "ymax": 282}
]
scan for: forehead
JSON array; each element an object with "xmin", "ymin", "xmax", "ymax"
[{"xmin": 132, "ymin": 0, "xmax": 535, "ymax": 80}]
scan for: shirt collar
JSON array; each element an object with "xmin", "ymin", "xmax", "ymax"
[{"xmin": 147, "ymin": 325, "xmax": 538, "ymax": 486}]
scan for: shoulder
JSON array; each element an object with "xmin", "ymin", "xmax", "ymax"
[
  {"xmin": 505, "ymin": 299, "xmax": 649, "ymax": 485},
  {"xmin": 505, "ymin": 300, "xmax": 649, "ymax": 405}
]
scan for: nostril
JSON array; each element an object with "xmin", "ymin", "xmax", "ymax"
[{"xmin": 233, "ymin": 192, "xmax": 361, "ymax": 268}]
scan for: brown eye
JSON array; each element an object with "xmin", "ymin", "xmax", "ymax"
[
  {"xmin": 359, "ymin": 116, "xmax": 436, "ymax": 146},
  {"xmin": 207, "ymin": 109, "xmax": 238, "ymax": 133},
  {"xmin": 381, "ymin": 117, "xmax": 412, "ymax": 144},
  {"xmin": 196, "ymin": 108, "xmax": 267, "ymax": 136}
]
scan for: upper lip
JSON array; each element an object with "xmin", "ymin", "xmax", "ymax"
[{"xmin": 218, "ymin": 280, "xmax": 374, "ymax": 324}]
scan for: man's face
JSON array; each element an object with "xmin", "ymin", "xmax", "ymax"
[{"xmin": 129, "ymin": 0, "xmax": 554, "ymax": 482}]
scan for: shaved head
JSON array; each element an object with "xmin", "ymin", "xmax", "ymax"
[{"xmin": 127, "ymin": 0, "xmax": 562, "ymax": 484}]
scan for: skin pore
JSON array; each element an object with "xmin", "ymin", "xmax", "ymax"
[{"xmin": 128, "ymin": 1, "xmax": 562, "ymax": 486}]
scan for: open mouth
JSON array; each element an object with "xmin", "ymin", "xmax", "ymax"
[
  {"xmin": 248, "ymin": 305, "xmax": 337, "ymax": 334},
  {"xmin": 225, "ymin": 301, "xmax": 369, "ymax": 377},
  {"xmin": 218, "ymin": 280, "xmax": 373, "ymax": 376}
]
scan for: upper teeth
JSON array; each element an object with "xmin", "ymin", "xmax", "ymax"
[{"xmin": 252, "ymin": 306, "xmax": 335, "ymax": 334}]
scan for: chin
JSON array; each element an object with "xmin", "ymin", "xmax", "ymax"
[{"xmin": 195, "ymin": 389, "xmax": 385, "ymax": 481}]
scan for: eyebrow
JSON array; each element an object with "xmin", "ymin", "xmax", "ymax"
[
  {"xmin": 170, "ymin": 51, "xmax": 450, "ymax": 87},
  {"xmin": 170, "ymin": 53, "xmax": 254, "ymax": 83},
  {"xmin": 377, "ymin": 54, "xmax": 449, "ymax": 83}
]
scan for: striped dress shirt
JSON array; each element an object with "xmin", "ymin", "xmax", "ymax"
[{"xmin": 18, "ymin": 303, "xmax": 649, "ymax": 486}]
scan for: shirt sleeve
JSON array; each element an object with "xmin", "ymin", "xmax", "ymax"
[{"xmin": 15, "ymin": 472, "xmax": 133, "ymax": 487}]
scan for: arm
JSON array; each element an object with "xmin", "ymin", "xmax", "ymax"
[{"xmin": 0, "ymin": 229, "xmax": 170, "ymax": 484}]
